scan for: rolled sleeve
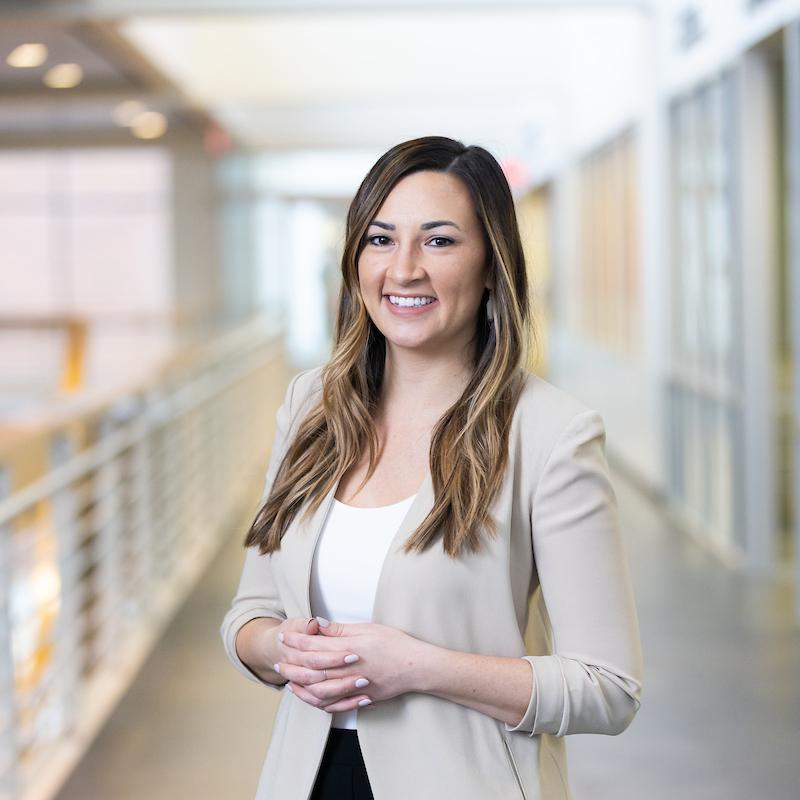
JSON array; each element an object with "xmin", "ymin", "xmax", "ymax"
[
  {"xmin": 504, "ymin": 657, "xmax": 538, "ymax": 733},
  {"xmin": 508, "ymin": 409, "xmax": 643, "ymax": 737},
  {"xmin": 219, "ymin": 369, "xmax": 306, "ymax": 690}
]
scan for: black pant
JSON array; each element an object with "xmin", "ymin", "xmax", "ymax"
[{"xmin": 310, "ymin": 728, "xmax": 375, "ymax": 799}]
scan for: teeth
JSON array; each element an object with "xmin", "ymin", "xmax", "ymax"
[{"xmin": 388, "ymin": 295, "xmax": 436, "ymax": 307}]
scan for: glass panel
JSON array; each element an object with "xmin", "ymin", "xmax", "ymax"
[{"xmin": 668, "ymin": 72, "xmax": 741, "ymax": 549}]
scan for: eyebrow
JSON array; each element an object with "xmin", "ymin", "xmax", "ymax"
[{"xmin": 368, "ymin": 219, "xmax": 462, "ymax": 232}]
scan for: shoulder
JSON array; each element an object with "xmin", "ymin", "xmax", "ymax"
[
  {"xmin": 287, "ymin": 364, "xmax": 325, "ymax": 418},
  {"xmin": 513, "ymin": 370, "xmax": 605, "ymax": 457},
  {"xmin": 516, "ymin": 369, "xmax": 594, "ymax": 421}
]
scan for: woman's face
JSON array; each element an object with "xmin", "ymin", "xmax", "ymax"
[{"xmin": 357, "ymin": 170, "xmax": 492, "ymax": 360}]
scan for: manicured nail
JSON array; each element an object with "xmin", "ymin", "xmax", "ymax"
[
  {"xmin": 354, "ymin": 678, "xmax": 369, "ymax": 688},
  {"xmin": 278, "ymin": 632, "xmax": 284, "ymax": 642},
  {"xmin": 343, "ymin": 654, "xmax": 359, "ymax": 664},
  {"xmin": 316, "ymin": 616, "xmax": 330, "ymax": 627},
  {"xmin": 357, "ymin": 698, "xmax": 372, "ymax": 706},
  {"xmin": 273, "ymin": 663, "xmax": 281, "ymax": 674}
]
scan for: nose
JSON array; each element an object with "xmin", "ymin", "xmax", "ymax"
[{"xmin": 387, "ymin": 239, "xmax": 425, "ymax": 283}]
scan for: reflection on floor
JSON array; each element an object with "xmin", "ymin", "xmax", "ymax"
[{"xmin": 55, "ymin": 472, "xmax": 800, "ymax": 800}]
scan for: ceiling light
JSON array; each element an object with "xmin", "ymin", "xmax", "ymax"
[
  {"xmin": 43, "ymin": 63, "xmax": 83, "ymax": 89},
  {"xmin": 6, "ymin": 43, "xmax": 48, "ymax": 68},
  {"xmin": 131, "ymin": 111, "xmax": 167, "ymax": 139},
  {"xmin": 113, "ymin": 100, "xmax": 148, "ymax": 127}
]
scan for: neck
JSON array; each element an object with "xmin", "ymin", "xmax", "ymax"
[{"xmin": 378, "ymin": 350, "xmax": 472, "ymax": 424}]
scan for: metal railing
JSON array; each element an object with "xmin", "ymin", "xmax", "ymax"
[{"xmin": 0, "ymin": 314, "xmax": 288, "ymax": 800}]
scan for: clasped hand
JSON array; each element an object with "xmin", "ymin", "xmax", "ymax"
[{"xmin": 274, "ymin": 617, "xmax": 425, "ymax": 715}]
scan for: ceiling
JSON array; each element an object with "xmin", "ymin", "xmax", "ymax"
[
  {"xmin": 0, "ymin": 1, "xmax": 650, "ymax": 157},
  {"xmin": 122, "ymin": 6, "xmax": 647, "ymax": 154},
  {"xmin": 0, "ymin": 17, "xmax": 199, "ymax": 141}
]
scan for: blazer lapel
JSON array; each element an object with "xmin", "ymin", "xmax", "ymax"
[{"xmin": 295, "ymin": 470, "xmax": 435, "ymax": 620}]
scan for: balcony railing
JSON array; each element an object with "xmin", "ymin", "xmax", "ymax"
[{"xmin": 0, "ymin": 314, "xmax": 288, "ymax": 800}]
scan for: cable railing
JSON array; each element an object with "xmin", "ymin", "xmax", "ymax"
[{"xmin": 0, "ymin": 314, "xmax": 289, "ymax": 800}]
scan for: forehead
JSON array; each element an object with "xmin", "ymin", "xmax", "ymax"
[{"xmin": 373, "ymin": 170, "xmax": 476, "ymax": 224}]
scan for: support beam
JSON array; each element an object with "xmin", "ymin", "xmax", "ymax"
[{"xmin": 785, "ymin": 21, "xmax": 800, "ymax": 623}]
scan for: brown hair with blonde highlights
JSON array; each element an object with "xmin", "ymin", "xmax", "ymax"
[{"xmin": 244, "ymin": 135, "xmax": 537, "ymax": 558}]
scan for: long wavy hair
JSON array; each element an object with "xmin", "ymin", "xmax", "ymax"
[{"xmin": 245, "ymin": 135, "xmax": 536, "ymax": 558}]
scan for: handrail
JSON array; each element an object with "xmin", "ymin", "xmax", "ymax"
[{"xmin": 0, "ymin": 312, "xmax": 290, "ymax": 800}]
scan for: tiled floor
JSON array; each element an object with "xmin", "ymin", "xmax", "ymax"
[{"xmin": 55, "ymin": 471, "xmax": 800, "ymax": 800}]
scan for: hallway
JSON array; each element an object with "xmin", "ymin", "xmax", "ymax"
[
  {"xmin": 54, "ymin": 469, "xmax": 800, "ymax": 800},
  {"xmin": 3, "ymin": 3, "xmax": 800, "ymax": 798}
]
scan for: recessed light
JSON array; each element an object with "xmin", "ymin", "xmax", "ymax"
[
  {"xmin": 131, "ymin": 111, "xmax": 167, "ymax": 140},
  {"xmin": 6, "ymin": 43, "xmax": 48, "ymax": 68},
  {"xmin": 43, "ymin": 63, "xmax": 83, "ymax": 89}
]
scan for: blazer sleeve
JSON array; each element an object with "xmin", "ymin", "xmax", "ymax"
[
  {"xmin": 505, "ymin": 408, "xmax": 644, "ymax": 737},
  {"xmin": 218, "ymin": 368, "xmax": 306, "ymax": 689}
]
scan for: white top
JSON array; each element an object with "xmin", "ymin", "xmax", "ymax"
[{"xmin": 309, "ymin": 492, "xmax": 417, "ymax": 729}]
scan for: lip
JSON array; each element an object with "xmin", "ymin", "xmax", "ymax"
[
  {"xmin": 383, "ymin": 293, "xmax": 436, "ymax": 299},
  {"xmin": 382, "ymin": 295, "xmax": 438, "ymax": 316}
]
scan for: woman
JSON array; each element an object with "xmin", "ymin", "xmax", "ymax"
[{"xmin": 220, "ymin": 135, "xmax": 643, "ymax": 800}]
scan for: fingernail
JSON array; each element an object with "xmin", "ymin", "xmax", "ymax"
[
  {"xmin": 343, "ymin": 654, "xmax": 359, "ymax": 664},
  {"xmin": 315, "ymin": 616, "xmax": 330, "ymax": 627},
  {"xmin": 273, "ymin": 663, "xmax": 281, "ymax": 674},
  {"xmin": 286, "ymin": 683, "xmax": 294, "ymax": 693},
  {"xmin": 358, "ymin": 698, "xmax": 372, "ymax": 706},
  {"xmin": 278, "ymin": 632, "xmax": 284, "ymax": 642},
  {"xmin": 354, "ymin": 678, "xmax": 369, "ymax": 688}
]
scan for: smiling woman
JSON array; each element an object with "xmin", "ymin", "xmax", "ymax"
[{"xmin": 220, "ymin": 135, "xmax": 643, "ymax": 800}]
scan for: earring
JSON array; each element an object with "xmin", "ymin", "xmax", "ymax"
[{"xmin": 486, "ymin": 290, "xmax": 494, "ymax": 323}]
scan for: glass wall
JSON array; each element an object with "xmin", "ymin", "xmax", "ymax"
[{"xmin": 667, "ymin": 71, "xmax": 745, "ymax": 552}]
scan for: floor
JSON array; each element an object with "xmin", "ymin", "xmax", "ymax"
[{"xmin": 55, "ymin": 470, "xmax": 800, "ymax": 800}]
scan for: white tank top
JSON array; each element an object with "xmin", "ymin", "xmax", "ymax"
[{"xmin": 309, "ymin": 492, "xmax": 417, "ymax": 729}]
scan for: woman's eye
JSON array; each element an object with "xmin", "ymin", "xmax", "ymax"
[{"xmin": 365, "ymin": 234, "xmax": 453, "ymax": 247}]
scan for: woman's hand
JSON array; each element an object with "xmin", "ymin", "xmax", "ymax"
[
  {"xmin": 272, "ymin": 616, "xmax": 358, "ymax": 678},
  {"xmin": 276, "ymin": 619, "xmax": 430, "ymax": 714}
]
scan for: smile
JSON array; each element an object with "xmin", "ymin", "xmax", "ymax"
[
  {"xmin": 382, "ymin": 295, "xmax": 439, "ymax": 316},
  {"xmin": 387, "ymin": 295, "xmax": 436, "ymax": 307}
]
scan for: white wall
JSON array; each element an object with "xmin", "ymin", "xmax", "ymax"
[{"xmin": 0, "ymin": 147, "xmax": 176, "ymax": 394}]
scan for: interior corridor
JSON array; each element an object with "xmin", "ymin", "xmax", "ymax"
[{"xmin": 53, "ymin": 467, "xmax": 800, "ymax": 800}]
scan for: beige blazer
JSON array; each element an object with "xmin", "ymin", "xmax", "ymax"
[{"xmin": 220, "ymin": 365, "xmax": 643, "ymax": 800}]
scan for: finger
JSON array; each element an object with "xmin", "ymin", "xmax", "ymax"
[
  {"xmin": 294, "ymin": 678, "xmax": 343, "ymax": 706},
  {"xmin": 288, "ymin": 672, "xmax": 370, "ymax": 705},
  {"xmin": 278, "ymin": 644, "xmax": 360, "ymax": 672},
  {"xmin": 315, "ymin": 620, "xmax": 350, "ymax": 637},
  {"xmin": 319, "ymin": 695, "xmax": 373, "ymax": 714},
  {"xmin": 286, "ymin": 681, "xmax": 327, "ymax": 709},
  {"xmin": 282, "ymin": 631, "xmax": 339, "ymax": 652},
  {"xmin": 276, "ymin": 662, "xmax": 327, "ymax": 686},
  {"xmin": 277, "ymin": 661, "xmax": 354, "ymax": 686}
]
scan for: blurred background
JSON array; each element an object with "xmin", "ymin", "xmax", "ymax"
[{"xmin": 0, "ymin": 0, "xmax": 798, "ymax": 798}]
